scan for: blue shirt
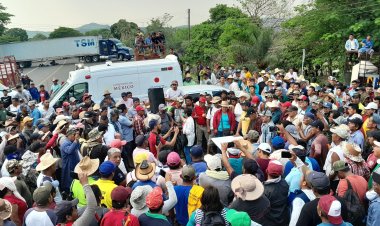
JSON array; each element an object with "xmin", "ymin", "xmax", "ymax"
[
  {"xmin": 28, "ymin": 87, "xmax": 39, "ymax": 101},
  {"xmin": 218, "ymin": 113, "xmax": 230, "ymax": 131},
  {"xmin": 132, "ymin": 180, "xmax": 157, "ymax": 190},
  {"xmin": 348, "ymin": 130, "xmax": 364, "ymax": 150},
  {"xmin": 30, "ymin": 108, "xmax": 42, "ymax": 127},
  {"xmin": 174, "ymin": 185, "xmax": 192, "ymax": 225},
  {"xmin": 191, "ymin": 161, "xmax": 207, "ymax": 177},
  {"xmin": 229, "ymin": 158, "xmax": 243, "ymax": 175},
  {"xmin": 367, "ymin": 196, "xmax": 380, "ymax": 226},
  {"xmin": 284, "ymin": 157, "xmax": 320, "ymax": 177},
  {"xmin": 118, "ymin": 114, "xmax": 133, "ymax": 142},
  {"xmin": 60, "ymin": 139, "xmax": 80, "ymax": 192},
  {"xmin": 361, "ymin": 39, "xmax": 374, "ymax": 49}
]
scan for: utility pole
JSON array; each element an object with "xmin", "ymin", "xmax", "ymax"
[{"xmin": 188, "ymin": 9, "xmax": 191, "ymax": 42}]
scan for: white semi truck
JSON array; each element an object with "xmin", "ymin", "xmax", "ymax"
[{"xmin": 0, "ymin": 36, "xmax": 133, "ymax": 68}]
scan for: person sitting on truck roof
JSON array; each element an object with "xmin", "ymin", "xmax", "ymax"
[
  {"xmin": 165, "ymin": 80, "xmax": 184, "ymax": 104},
  {"xmin": 50, "ymin": 78, "xmax": 62, "ymax": 95},
  {"xmin": 28, "ymin": 82, "xmax": 40, "ymax": 102},
  {"xmin": 1, "ymin": 89, "xmax": 12, "ymax": 108},
  {"xmin": 183, "ymin": 72, "xmax": 197, "ymax": 86},
  {"xmin": 39, "ymin": 85, "xmax": 50, "ymax": 103}
]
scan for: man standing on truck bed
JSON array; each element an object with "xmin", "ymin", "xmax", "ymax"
[
  {"xmin": 165, "ymin": 80, "xmax": 184, "ymax": 104},
  {"xmin": 50, "ymin": 78, "xmax": 62, "ymax": 95}
]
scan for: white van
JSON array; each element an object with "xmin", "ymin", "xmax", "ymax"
[{"xmin": 48, "ymin": 55, "xmax": 182, "ymax": 108}]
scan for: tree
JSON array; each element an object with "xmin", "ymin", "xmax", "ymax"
[
  {"xmin": 4, "ymin": 28, "xmax": 28, "ymax": 41},
  {"xmin": 30, "ymin": 33, "xmax": 48, "ymax": 41},
  {"xmin": 209, "ymin": 4, "xmax": 249, "ymax": 24},
  {"xmin": 110, "ymin": 19, "xmax": 138, "ymax": 46},
  {"xmin": 237, "ymin": 0, "xmax": 296, "ymax": 27},
  {"xmin": 0, "ymin": 3, "xmax": 13, "ymax": 36},
  {"xmin": 85, "ymin": 28, "xmax": 112, "ymax": 38},
  {"xmin": 49, "ymin": 27, "xmax": 82, "ymax": 39},
  {"xmin": 146, "ymin": 13, "xmax": 173, "ymax": 34}
]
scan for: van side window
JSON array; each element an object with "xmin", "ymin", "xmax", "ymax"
[{"xmin": 56, "ymin": 82, "xmax": 88, "ymax": 107}]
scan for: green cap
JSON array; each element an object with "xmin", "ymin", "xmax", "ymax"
[
  {"xmin": 226, "ymin": 209, "xmax": 251, "ymax": 226},
  {"xmin": 333, "ymin": 160, "xmax": 349, "ymax": 172}
]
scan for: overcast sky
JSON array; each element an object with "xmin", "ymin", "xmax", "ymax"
[{"xmin": 2, "ymin": 0, "xmax": 236, "ymax": 31}]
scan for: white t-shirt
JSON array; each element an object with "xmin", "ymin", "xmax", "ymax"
[
  {"xmin": 207, "ymin": 106, "xmax": 220, "ymax": 130},
  {"xmin": 234, "ymin": 103, "xmax": 243, "ymax": 122},
  {"xmin": 229, "ymin": 82, "xmax": 240, "ymax": 92},
  {"xmin": 25, "ymin": 210, "xmax": 55, "ymax": 226},
  {"xmin": 323, "ymin": 143, "xmax": 345, "ymax": 178},
  {"xmin": 165, "ymin": 88, "xmax": 184, "ymax": 100}
]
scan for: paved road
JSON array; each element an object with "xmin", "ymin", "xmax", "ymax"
[{"xmin": 22, "ymin": 58, "xmax": 102, "ymax": 89}]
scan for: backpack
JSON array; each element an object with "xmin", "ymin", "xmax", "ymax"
[
  {"xmin": 201, "ymin": 211, "xmax": 226, "ymax": 226},
  {"xmin": 342, "ymin": 179, "xmax": 366, "ymax": 224}
]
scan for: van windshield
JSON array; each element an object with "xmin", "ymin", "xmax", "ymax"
[{"xmin": 49, "ymin": 82, "xmax": 67, "ymax": 100}]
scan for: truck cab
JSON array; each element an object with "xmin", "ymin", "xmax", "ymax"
[{"xmin": 98, "ymin": 39, "xmax": 132, "ymax": 61}]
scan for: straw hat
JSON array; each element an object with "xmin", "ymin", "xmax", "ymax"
[
  {"xmin": 103, "ymin": 90, "xmax": 112, "ymax": 96},
  {"xmin": 343, "ymin": 142, "xmax": 364, "ymax": 162},
  {"xmin": 220, "ymin": 101, "xmax": 230, "ymax": 108},
  {"xmin": 74, "ymin": 156, "xmax": 99, "ymax": 175},
  {"xmin": 231, "ymin": 174, "xmax": 264, "ymax": 201},
  {"xmin": 135, "ymin": 160, "xmax": 156, "ymax": 181},
  {"xmin": 210, "ymin": 96, "xmax": 221, "ymax": 104},
  {"xmin": 53, "ymin": 115, "xmax": 68, "ymax": 125},
  {"xmin": 266, "ymin": 100, "xmax": 280, "ymax": 108},
  {"xmin": 36, "ymin": 152, "xmax": 59, "ymax": 171},
  {"xmin": 0, "ymin": 199, "xmax": 12, "ymax": 220}
]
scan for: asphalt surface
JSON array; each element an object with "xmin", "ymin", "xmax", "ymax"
[{"xmin": 22, "ymin": 58, "xmax": 105, "ymax": 88}]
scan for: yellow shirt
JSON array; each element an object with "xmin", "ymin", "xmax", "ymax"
[
  {"xmin": 245, "ymin": 71, "xmax": 252, "ymax": 79},
  {"xmin": 71, "ymin": 177, "xmax": 96, "ymax": 207},
  {"xmin": 93, "ymin": 179, "xmax": 117, "ymax": 208},
  {"xmin": 240, "ymin": 111, "xmax": 250, "ymax": 136},
  {"xmin": 188, "ymin": 185, "xmax": 204, "ymax": 217}
]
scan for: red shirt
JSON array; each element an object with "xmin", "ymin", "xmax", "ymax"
[
  {"xmin": 4, "ymin": 194, "xmax": 27, "ymax": 224},
  {"xmin": 148, "ymin": 132, "xmax": 166, "ymax": 157},
  {"xmin": 192, "ymin": 105, "xmax": 207, "ymax": 126},
  {"xmin": 257, "ymin": 158, "xmax": 270, "ymax": 180},
  {"xmin": 100, "ymin": 209, "xmax": 139, "ymax": 226},
  {"xmin": 39, "ymin": 91, "xmax": 47, "ymax": 102}
]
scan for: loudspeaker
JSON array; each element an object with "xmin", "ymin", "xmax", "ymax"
[{"xmin": 148, "ymin": 88, "xmax": 165, "ymax": 114}]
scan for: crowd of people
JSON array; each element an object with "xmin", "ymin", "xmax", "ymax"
[
  {"xmin": 134, "ymin": 29, "xmax": 166, "ymax": 56},
  {"xmin": 1, "ymin": 62, "xmax": 380, "ymax": 226}
]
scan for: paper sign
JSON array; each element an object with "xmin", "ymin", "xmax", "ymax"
[{"xmin": 211, "ymin": 136, "xmax": 243, "ymax": 150}]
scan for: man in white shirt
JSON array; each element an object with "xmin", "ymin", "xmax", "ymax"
[
  {"xmin": 229, "ymin": 77, "xmax": 240, "ymax": 92},
  {"xmin": 206, "ymin": 96, "xmax": 221, "ymax": 154},
  {"xmin": 165, "ymin": 80, "xmax": 184, "ymax": 103},
  {"xmin": 116, "ymin": 92, "xmax": 133, "ymax": 108},
  {"xmin": 285, "ymin": 68, "xmax": 298, "ymax": 81},
  {"xmin": 345, "ymin": 34, "xmax": 359, "ymax": 62}
]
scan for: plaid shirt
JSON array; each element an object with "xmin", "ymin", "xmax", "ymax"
[
  {"xmin": 133, "ymin": 114, "xmax": 145, "ymax": 135},
  {"xmin": 345, "ymin": 157, "xmax": 370, "ymax": 180}
]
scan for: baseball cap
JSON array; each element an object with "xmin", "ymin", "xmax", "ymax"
[
  {"xmin": 110, "ymin": 139, "xmax": 127, "ymax": 148},
  {"xmin": 111, "ymin": 186, "xmax": 132, "ymax": 202},
  {"xmin": 199, "ymin": 97, "xmax": 206, "ymax": 103},
  {"xmin": 307, "ymin": 171, "xmax": 330, "ymax": 190},
  {"xmin": 33, "ymin": 183, "xmax": 53, "ymax": 206},
  {"xmin": 258, "ymin": 143, "xmax": 271, "ymax": 154},
  {"xmin": 167, "ymin": 152, "xmax": 181, "ymax": 167},
  {"xmin": 365, "ymin": 102, "xmax": 378, "ymax": 110},
  {"xmin": 204, "ymin": 154, "xmax": 222, "ymax": 171},
  {"xmin": 318, "ymin": 195, "xmax": 343, "ymax": 225},
  {"xmin": 310, "ymin": 120, "xmax": 324, "ymax": 131},
  {"xmin": 62, "ymin": 102, "xmax": 70, "ymax": 107},
  {"xmin": 323, "ymin": 102, "xmax": 333, "ymax": 109},
  {"xmin": 271, "ymin": 136, "xmax": 285, "ymax": 149},
  {"xmin": 136, "ymin": 106, "xmax": 145, "ymax": 111},
  {"xmin": 246, "ymin": 107, "xmax": 255, "ymax": 116},
  {"xmin": 148, "ymin": 119, "xmax": 158, "ymax": 129},
  {"xmin": 280, "ymin": 101, "xmax": 292, "ymax": 108},
  {"xmin": 82, "ymin": 93, "xmax": 92, "ymax": 101},
  {"xmin": 181, "ymin": 165, "xmax": 196, "ymax": 181},
  {"xmin": 332, "ymin": 160, "xmax": 350, "ymax": 172},
  {"xmin": 244, "ymin": 130, "xmax": 260, "ymax": 140},
  {"xmin": 304, "ymin": 112, "xmax": 316, "ymax": 120},
  {"xmin": 267, "ymin": 160, "xmax": 283, "ymax": 177},
  {"xmin": 99, "ymin": 161, "xmax": 116, "ymax": 176},
  {"xmin": 135, "ymin": 134, "xmax": 149, "ymax": 146},
  {"xmin": 226, "ymin": 209, "xmax": 251, "ymax": 226},
  {"xmin": 55, "ymin": 199, "xmax": 79, "ymax": 219},
  {"xmin": 297, "ymin": 95, "xmax": 309, "ymax": 102},
  {"xmin": 348, "ymin": 117, "xmax": 363, "ymax": 128},
  {"xmin": 251, "ymin": 95, "xmax": 260, "ymax": 104},
  {"xmin": 190, "ymin": 145, "xmax": 203, "ymax": 158},
  {"xmin": 146, "ymin": 187, "xmax": 164, "ymax": 209}
]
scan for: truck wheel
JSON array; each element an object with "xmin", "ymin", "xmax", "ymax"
[
  {"xmin": 84, "ymin": 56, "xmax": 93, "ymax": 63},
  {"xmin": 18, "ymin": 61, "xmax": 32, "ymax": 68},
  {"xmin": 92, "ymin": 55, "xmax": 100, "ymax": 62},
  {"xmin": 118, "ymin": 54, "xmax": 124, "ymax": 61}
]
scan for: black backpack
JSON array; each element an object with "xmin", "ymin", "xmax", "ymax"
[
  {"xmin": 342, "ymin": 179, "xmax": 366, "ymax": 224},
  {"xmin": 201, "ymin": 211, "xmax": 226, "ymax": 226}
]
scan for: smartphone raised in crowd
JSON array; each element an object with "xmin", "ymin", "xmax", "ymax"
[{"xmin": 159, "ymin": 169, "xmax": 166, "ymax": 178}]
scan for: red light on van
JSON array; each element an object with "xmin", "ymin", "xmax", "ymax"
[
  {"xmin": 168, "ymin": 66, "xmax": 173, "ymax": 70},
  {"xmin": 154, "ymin": 77, "xmax": 160, "ymax": 83},
  {"xmin": 85, "ymin": 75, "xmax": 91, "ymax": 79}
]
